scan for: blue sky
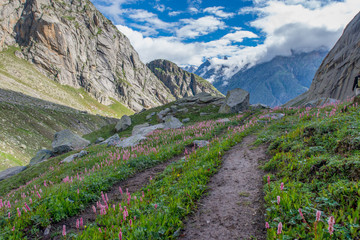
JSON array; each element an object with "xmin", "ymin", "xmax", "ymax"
[{"xmin": 90, "ymin": 0, "xmax": 359, "ymax": 77}]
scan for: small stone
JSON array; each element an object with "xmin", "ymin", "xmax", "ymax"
[
  {"xmin": 43, "ymin": 225, "xmax": 51, "ymax": 236},
  {"xmin": 200, "ymin": 112, "xmax": 209, "ymax": 116},
  {"xmin": 182, "ymin": 118, "xmax": 190, "ymax": 123}
]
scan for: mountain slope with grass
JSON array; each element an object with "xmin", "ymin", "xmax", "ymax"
[
  {"xmin": 0, "ymin": 0, "xmax": 175, "ymax": 112},
  {"xmin": 147, "ymin": 59, "xmax": 223, "ymax": 99},
  {"xmin": 1, "ymin": 95, "xmax": 359, "ymax": 239}
]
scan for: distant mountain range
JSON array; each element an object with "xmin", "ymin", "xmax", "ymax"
[{"xmin": 194, "ymin": 50, "xmax": 328, "ymax": 107}]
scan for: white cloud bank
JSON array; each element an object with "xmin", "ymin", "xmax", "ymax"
[{"xmin": 117, "ymin": 0, "xmax": 359, "ymax": 79}]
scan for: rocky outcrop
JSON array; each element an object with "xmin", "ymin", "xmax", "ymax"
[
  {"xmin": 0, "ymin": 166, "xmax": 27, "ymax": 181},
  {"xmin": 219, "ymin": 89, "xmax": 250, "ymax": 114},
  {"xmin": 29, "ymin": 149, "xmax": 54, "ymax": 166},
  {"xmin": 0, "ymin": 0, "xmax": 175, "ymax": 112},
  {"xmin": 147, "ymin": 59, "xmax": 223, "ymax": 99},
  {"xmin": 52, "ymin": 129, "xmax": 90, "ymax": 154},
  {"xmin": 61, "ymin": 150, "xmax": 88, "ymax": 163},
  {"xmin": 287, "ymin": 12, "xmax": 360, "ymax": 106},
  {"xmin": 115, "ymin": 115, "xmax": 132, "ymax": 132}
]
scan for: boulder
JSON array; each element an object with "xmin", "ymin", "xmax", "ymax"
[
  {"xmin": 29, "ymin": 150, "xmax": 54, "ymax": 166},
  {"xmin": 163, "ymin": 116, "xmax": 183, "ymax": 129},
  {"xmin": 193, "ymin": 140, "xmax": 210, "ymax": 148},
  {"xmin": 100, "ymin": 134, "xmax": 121, "ymax": 146},
  {"xmin": 250, "ymin": 104, "xmax": 270, "ymax": 110},
  {"xmin": 170, "ymin": 105, "xmax": 178, "ymax": 112},
  {"xmin": 95, "ymin": 137, "xmax": 105, "ymax": 144},
  {"xmin": 132, "ymin": 123, "xmax": 164, "ymax": 136},
  {"xmin": 61, "ymin": 150, "xmax": 88, "ymax": 163},
  {"xmin": 146, "ymin": 112, "xmax": 156, "ymax": 120},
  {"xmin": 200, "ymin": 112, "xmax": 209, "ymax": 116},
  {"xmin": 116, "ymin": 135, "xmax": 147, "ymax": 148},
  {"xmin": 0, "ymin": 166, "xmax": 27, "ymax": 181},
  {"xmin": 52, "ymin": 145, "xmax": 73, "ymax": 156},
  {"xmin": 52, "ymin": 130, "xmax": 90, "ymax": 154},
  {"xmin": 197, "ymin": 92, "xmax": 217, "ymax": 103},
  {"xmin": 219, "ymin": 88, "xmax": 250, "ymax": 114},
  {"xmin": 182, "ymin": 118, "xmax": 190, "ymax": 123},
  {"xmin": 217, "ymin": 118, "xmax": 231, "ymax": 123},
  {"xmin": 261, "ymin": 113, "xmax": 285, "ymax": 120},
  {"xmin": 177, "ymin": 108, "xmax": 189, "ymax": 113},
  {"xmin": 157, "ymin": 108, "xmax": 171, "ymax": 122},
  {"xmin": 115, "ymin": 115, "xmax": 132, "ymax": 132}
]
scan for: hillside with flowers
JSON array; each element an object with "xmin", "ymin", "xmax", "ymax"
[{"xmin": 0, "ymin": 95, "xmax": 360, "ymax": 239}]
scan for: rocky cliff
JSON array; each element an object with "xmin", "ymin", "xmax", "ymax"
[
  {"xmin": 287, "ymin": 12, "xmax": 360, "ymax": 106},
  {"xmin": 0, "ymin": 0, "xmax": 175, "ymax": 112},
  {"xmin": 147, "ymin": 59, "xmax": 223, "ymax": 99}
]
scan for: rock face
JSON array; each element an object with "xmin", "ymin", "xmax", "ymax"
[
  {"xmin": 115, "ymin": 115, "xmax": 132, "ymax": 132},
  {"xmin": 287, "ymin": 13, "xmax": 360, "ymax": 106},
  {"xmin": 52, "ymin": 129, "xmax": 90, "ymax": 154},
  {"xmin": 0, "ymin": 166, "xmax": 27, "ymax": 181},
  {"xmin": 219, "ymin": 89, "xmax": 250, "ymax": 114},
  {"xmin": 0, "ymin": 0, "xmax": 175, "ymax": 112},
  {"xmin": 147, "ymin": 59, "xmax": 223, "ymax": 100},
  {"xmin": 29, "ymin": 150, "xmax": 54, "ymax": 166}
]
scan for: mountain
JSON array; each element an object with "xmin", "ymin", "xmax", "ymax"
[
  {"xmin": 0, "ymin": 0, "xmax": 175, "ymax": 112},
  {"xmin": 214, "ymin": 50, "xmax": 328, "ymax": 107},
  {"xmin": 182, "ymin": 65, "xmax": 198, "ymax": 74},
  {"xmin": 195, "ymin": 59, "xmax": 240, "ymax": 83},
  {"xmin": 287, "ymin": 12, "xmax": 360, "ymax": 106},
  {"xmin": 147, "ymin": 59, "xmax": 223, "ymax": 99}
]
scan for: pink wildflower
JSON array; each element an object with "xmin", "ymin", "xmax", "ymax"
[
  {"xmin": 119, "ymin": 187, "xmax": 123, "ymax": 194},
  {"xmin": 265, "ymin": 222, "xmax": 270, "ymax": 229},
  {"xmin": 277, "ymin": 222, "xmax": 282, "ymax": 235},
  {"xmin": 80, "ymin": 217, "xmax": 83, "ymax": 227},
  {"xmin": 62, "ymin": 225, "xmax": 66, "ymax": 236},
  {"xmin": 277, "ymin": 196, "xmax": 280, "ymax": 205},
  {"xmin": 44, "ymin": 180, "xmax": 47, "ymax": 187},
  {"xmin": 328, "ymin": 216, "xmax": 335, "ymax": 235},
  {"xmin": 154, "ymin": 204, "xmax": 158, "ymax": 209},
  {"xmin": 77, "ymin": 189, "xmax": 80, "ymax": 195},
  {"xmin": 280, "ymin": 182, "xmax": 284, "ymax": 191},
  {"xmin": 8, "ymin": 212, "xmax": 10, "ymax": 218},
  {"xmin": 76, "ymin": 219, "xmax": 79, "ymax": 229},
  {"xmin": 99, "ymin": 227, "xmax": 102, "ymax": 233},
  {"xmin": 12, "ymin": 226, "xmax": 15, "ymax": 231},
  {"xmin": 92, "ymin": 205, "xmax": 96, "ymax": 214},
  {"xmin": 25, "ymin": 202, "xmax": 31, "ymax": 211},
  {"xmin": 36, "ymin": 191, "xmax": 41, "ymax": 199},
  {"xmin": 17, "ymin": 208, "xmax": 21, "ymax": 217},
  {"xmin": 316, "ymin": 210, "xmax": 321, "ymax": 222},
  {"xmin": 267, "ymin": 176, "xmax": 270, "ymax": 187},
  {"xmin": 119, "ymin": 230, "xmax": 122, "ymax": 240}
]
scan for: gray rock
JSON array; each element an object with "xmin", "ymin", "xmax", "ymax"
[
  {"xmin": 132, "ymin": 123, "xmax": 151, "ymax": 135},
  {"xmin": 250, "ymin": 104, "xmax": 270, "ymax": 110},
  {"xmin": 132, "ymin": 123, "xmax": 164, "ymax": 136},
  {"xmin": 219, "ymin": 88, "xmax": 250, "ymax": 114},
  {"xmin": 43, "ymin": 225, "xmax": 51, "ymax": 236},
  {"xmin": 29, "ymin": 150, "xmax": 54, "ymax": 166},
  {"xmin": 116, "ymin": 135, "xmax": 147, "ymax": 148},
  {"xmin": 61, "ymin": 150, "xmax": 88, "ymax": 163},
  {"xmin": 14, "ymin": 50, "xmax": 25, "ymax": 59},
  {"xmin": 52, "ymin": 130, "xmax": 90, "ymax": 154},
  {"xmin": 193, "ymin": 140, "xmax": 210, "ymax": 148},
  {"xmin": 52, "ymin": 145, "xmax": 73, "ymax": 156},
  {"xmin": 95, "ymin": 137, "xmax": 105, "ymax": 144},
  {"xmin": 197, "ymin": 92, "xmax": 217, "ymax": 103},
  {"xmin": 177, "ymin": 108, "xmax": 189, "ymax": 113},
  {"xmin": 157, "ymin": 108, "xmax": 171, "ymax": 122},
  {"xmin": 163, "ymin": 116, "xmax": 183, "ymax": 129},
  {"xmin": 0, "ymin": 166, "xmax": 27, "ymax": 181},
  {"xmin": 200, "ymin": 112, "xmax": 209, "ymax": 116},
  {"xmin": 217, "ymin": 118, "xmax": 230, "ymax": 123},
  {"xmin": 146, "ymin": 112, "xmax": 156, "ymax": 120},
  {"xmin": 182, "ymin": 118, "xmax": 190, "ymax": 123},
  {"xmin": 304, "ymin": 98, "xmax": 339, "ymax": 108},
  {"xmin": 115, "ymin": 115, "xmax": 132, "ymax": 132},
  {"xmin": 100, "ymin": 134, "xmax": 121, "ymax": 146},
  {"xmin": 170, "ymin": 105, "xmax": 178, "ymax": 112},
  {"xmin": 262, "ymin": 113, "xmax": 285, "ymax": 120}
]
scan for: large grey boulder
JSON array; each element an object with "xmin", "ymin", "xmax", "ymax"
[
  {"xmin": 193, "ymin": 140, "xmax": 210, "ymax": 148},
  {"xmin": 197, "ymin": 92, "xmax": 217, "ymax": 103},
  {"xmin": 61, "ymin": 150, "xmax": 88, "ymax": 163},
  {"xmin": 163, "ymin": 116, "xmax": 183, "ymax": 129},
  {"xmin": 115, "ymin": 135, "xmax": 147, "ymax": 148},
  {"xmin": 100, "ymin": 134, "xmax": 121, "ymax": 146},
  {"xmin": 157, "ymin": 108, "xmax": 171, "ymax": 122},
  {"xmin": 0, "ymin": 166, "xmax": 27, "ymax": 181},
  {"xmin": 219, "ymin": 88, "xmax": 250, "ymax": 114},
  {"xmin": 52, "ymin": 130, "xmax": 90, "ymax": 155},
  {"xmin": 29, "ymin": 150, "xmax": 54, "ymax": 166},
  {"xmin": 132, "ymin": 123, "xmax": 164, "ymax": 136},
  {"xmin": 115, "ymin": 115, "xmax": 132, "ymax": 132}
]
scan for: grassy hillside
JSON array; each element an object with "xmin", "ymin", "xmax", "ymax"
[
  {"xmin": 0, "ymin": 98, "xmax": 359, "ymax": 239},
  {"xmin": 0, "ymin": 46, "xmax": 133, "ymax": 118}
]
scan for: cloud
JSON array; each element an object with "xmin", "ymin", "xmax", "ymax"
[
  {"xmin": 176, "ymin": 16, "xmax": 226, "ymax": 39},
  {"xmin": 203, "ymin": 6, "xmax": 235, "ymax": 18},
  {"xmin": 126, "ymin": 9, "xmax": 173, "ymax": 30},
  {"xmin": 154, "ymin": 4, "xmax": 166, "ymax": 12},
  {"xmin": 222, "ymin": 30, "xmax": 258, "ymax": 43},
  {"xmin": 169, "ymin": 11, "xmax": 182, "ymax": 16}
]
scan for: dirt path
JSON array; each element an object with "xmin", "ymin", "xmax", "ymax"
[
  {"xmin": 179, "ymin": 135, "xmax": 268, "ymax": 240},
  {"xmin": 43, "ymin": 154, "xmax": 184, "ymax": 239}
]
